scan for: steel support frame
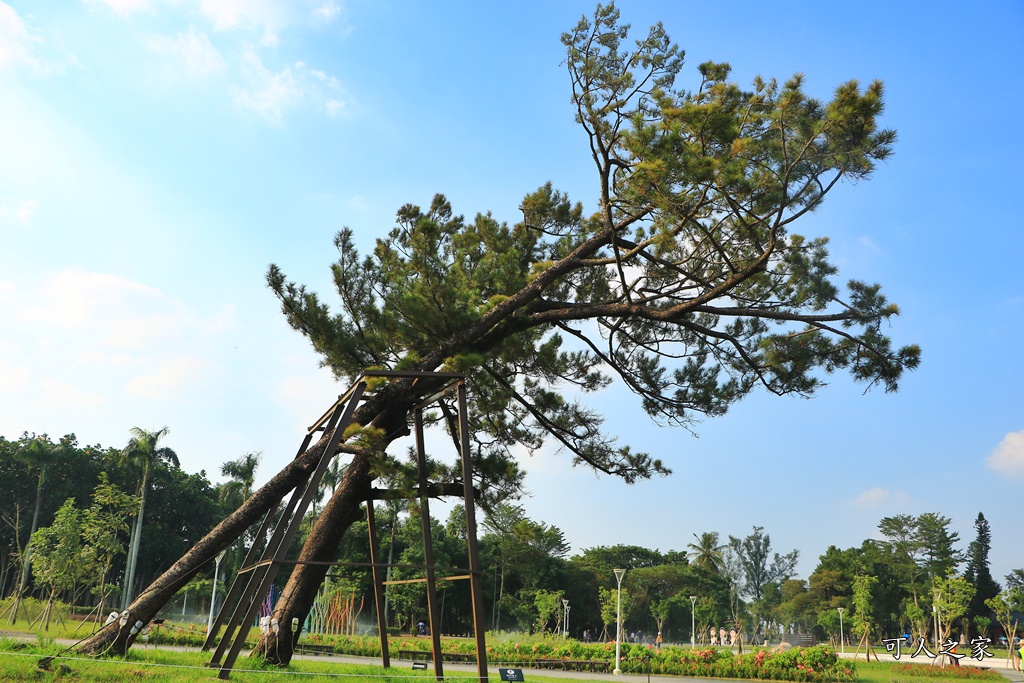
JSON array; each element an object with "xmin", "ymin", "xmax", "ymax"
[{"xmin": 207, "ymin": 371, "xmax": 489, "ymax": 683}]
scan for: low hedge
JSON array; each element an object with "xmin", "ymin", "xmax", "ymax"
[{"xmin": 301, "ymin": 633, "xmax": 854, "ymax": 681}]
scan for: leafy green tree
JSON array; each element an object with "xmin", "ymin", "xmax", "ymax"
[
  {"xmin": 482, "ymin": 504, "xmax": 570, "ymax": 631},
  {"xmin": 850, "ymin": 574, "xmax": 878, "ymax": 651},
  {"xmin": 78, "ymin": 3, "xmax": 919, "ymax": 660},
  {"xmin": 985, "ymin": 588, "xmax": 1023, "ymax": 661},
  {"xmin": 599, "ymin": 585, "xmax": 633, "ymax": 642},
  {"xmin": 82, "ymin": 473, "xmax": 137, "ymax": 619},
  {"xmin": 773, "ymin": 579, "xmax": 817, "ymax": 636},
  {"xmin": 30, "ymin": 499, "xmax": 95, "ymax": 629},
  {"xmin": 727, "ymin": 527, "xmax": 798, "ymax": 602},
  {"xmin": 119, "ymin": 426, "xmax": 179, "ymax": 607},
  {"xmin": 533, "ymin": 588, "xmax": 564, "ymax": 633},
  {"xmin": 932, "ymin": 573, "xmax": 974, "ymax": 644},
  {"xmin": 877, "ymin": 513, "xmax": 961, "ymax": 610},
  {"xmin": 627, "ymin": 563, "xmax": 688, "ymax": 636},
  {"xmin": 915, "ymin": 513, "xmax": 962, "ymax": 580}
]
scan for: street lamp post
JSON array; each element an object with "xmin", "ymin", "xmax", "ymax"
[
  {"xmin": 563, "ymin": 599, "xmax": 570, "ymax": 638},
  {"xmin": 837, "ymin": 607, "xmax": 844, "ymax": 655},
  {"xmin": 613, "ymin": 569, "xmax": 625, "ymax": 675},
  {"xmin": 690, "ymin": 596, "xmax": 697, "ymax": 648},
  {"xmin": 207, "ymin": 549, "xmax": 226, "ymax": 636}
]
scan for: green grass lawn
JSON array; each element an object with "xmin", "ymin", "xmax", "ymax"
[{"xmin": 0, "ymin": 639, "xmax": 1014, "ymax": 683}]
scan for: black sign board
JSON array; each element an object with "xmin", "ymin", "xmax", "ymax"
[
  {"xmin": 412, "ymin": 662, "xmax": 428, "ymax": 670},
  {"xmin": 499, "ymin": 668, "xmax": 524, "ymax": 682}
]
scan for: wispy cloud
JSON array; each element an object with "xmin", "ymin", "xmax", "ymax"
[
  {"xmin": 0, "ymin": 198, "xmax": 38, "ymax": 225},
  {"xmin": 850, "ymin": 486, "xmax": 911, "ymax": 510},
  {"xmin": 84, "ymin": 0, "xmax": 153, "ymax": 17},
  {"xmin": 125, "ymin": 355, "xmax": 216, "ymax": 400},
  {"xmin": 0, "ymin": 269, "xmax": 237, "ymax": 434},
  {"xmin": 985, "ymin": 430, "xmax": 1024, "ymax": 477},
  {"xmin": 148, "ymin": 25, "xmax": 226, "ymax": 80},
  {"xmin": 16, "ymin": 268, "xmax": 236, "ymax": 352},
  {"xmin": 230, "ymin": 48, "xmax": 345, "ymax": 123},
  {"xmin": 36, "ymin": 378, "xmax": 106, "ymax": 411},
  {"xmin": 0, "ymin": 2, "xmax": 69, "ymax": 74},
  {"xmin": 0, "ymin": 2, "xmax": 36, "ymax": 70},
  {"xmin": 858, "ymin": 236, "xmax": 881, "ymax": 253},
  {"xmin": 0, "ymin": 357, "xmax": 31, "ymax": 393}
]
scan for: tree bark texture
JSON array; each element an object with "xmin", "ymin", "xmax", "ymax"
[
  {"xmin": 74, "ymin": 431, "xmax": 334, "ymax": 656},
  {"xmin": 251, "ymin": 449, "xmax": 374, "ymax": 663},
  {"xmin": 248, "ymin": 389, "xmax": 417, "ymax": 664},
  {"xmin": 75, "ymin": 380, "xmax": 419, "ymax": 658}
]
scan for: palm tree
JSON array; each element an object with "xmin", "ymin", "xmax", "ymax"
[
  {"xmin": 219, "ymin": 452, "xmax": 262, "ymax": 506},
  {"xmin": 687, "ymin": 531, "xmax": 726, "ymax": 574},
  {"xmin": 219, "ymin": 452, "xmax": 262, "ymax": 581},
  {"xmin": 8, "ymin": 435, "xmax": 64, "ymax": 623},
  {"xmin": 120, "ymin": 426, "xmax": 178, "ymax": 608}
]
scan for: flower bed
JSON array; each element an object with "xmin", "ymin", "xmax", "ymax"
[
  {"xmin": 309, "ymin": 633, "xmax": 854, "ymax": 681},
  {"xmin": 890, "ymin": 662, "xmax": 1003, "ymax": 680}
]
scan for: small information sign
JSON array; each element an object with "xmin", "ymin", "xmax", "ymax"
[
  {"xmin": 411, "ymin": 662, "xmax": 428, "ymax": 670},
  {"xmin": 499, "ymin": 668, "xmax": 525, "ymax": 682}
]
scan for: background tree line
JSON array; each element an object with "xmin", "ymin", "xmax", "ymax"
[{"xmin": 3, "ymin": 430, "xmax": 1020, "ymax": 646}]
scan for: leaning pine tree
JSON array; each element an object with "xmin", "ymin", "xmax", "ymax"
[{"xmin": 76, "ymin": 3, "xmax": 919, "ymax": 661}]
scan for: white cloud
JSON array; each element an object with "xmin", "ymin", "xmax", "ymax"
[
  {"xmin": 858, "ymin": 236, "xmax": 881, "ymax": 252},
  {"xmin": 197, "ymin": 0, "xmax": 289, "ymax": 46},
  {"xmin": 314, "ymin": 2, "xmax": 341, "ymax": 21},
  {"xmin": 15, "ymin": 268, "xmax": 236, "ymax": 352},
  {"xmin": 148, "ymin": 26, "xmax": 226, "ymax": 80},
  {"xmin": 0, "ymin": 358, "xmax": 31, "ymax": 393},
  {"xmin": 0, "ymin": 2, "xmax": 42, "ymax": 72},
  {"xmin": 19, "ymin": 269, "xmax": 165, "ymax": 331},
  {"xmin": 985, "ymin": 430, "xmax": 1024, "ymax": 476},
  {"xmin": 850, "ymin": 486, "xmax": 911, "ymax": 510},
  {"xmin": 325, "ymin": 98, "xmax": 345, "ymax": 117},
  {"xmin": 0, "ymin": 198, "xmax": 39, "ymax": 226},
  {"xmin": 15, "ymin": 199, "xmax": 37, "ymax": 222},
  {"xmin": 230, "ymin": 48, "xmax": 344, "ymax": 123},
  {"xmin": 35, "ymin": 378, "xmax": 105, "ymax": 410},
  {"xmin": 84, "ymin": 0, "xmax": 152, "ymax": 17},
  {"xmin": 125, "ymin": 355, "xmax": 216, "ymax": 400}
]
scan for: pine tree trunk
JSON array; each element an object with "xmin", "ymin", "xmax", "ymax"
[
  {"xmin": 73, "ymin": 431, "xmax": 336, "ymax": 656},
  {"xmin": 74, "ymin": 379, "xmax": 418, "ymax": 659},
  {"xmin": 251, "ymin": 449, "xmax": 374, "ymax": 664}
]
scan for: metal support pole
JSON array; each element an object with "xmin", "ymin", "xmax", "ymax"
[
  {"xmin": 457, "ymin": 382, "xmax": 489, "ymax": 683},
  {"xmin": 366, "ymin": 499, "xmax": 390, "ymax": 668},
  {"xmin": 690, "ymin": 596, "xmax": 696, "ymax": 648},
  {"xmin": 216, "ymin": 381, "xmax": 366, "ymax": 679},
  {"xmin": 613, "ymin": 568, "xmax": 625, "ymax": 675},
  {"xmin": 414, "ymin": 408, "xmax": 444, "ymax": 682}
]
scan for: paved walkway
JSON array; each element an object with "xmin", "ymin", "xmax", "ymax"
[{"xmin": 3, "ymin": 631, "xmax": 1022, "ymax": 683}]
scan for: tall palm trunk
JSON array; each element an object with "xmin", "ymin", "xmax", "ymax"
[
  {"xmin": 75, "ymin": 379, "xmax": 419, "ymax": 659},
  {"xmin": 74, "ymin": 432, "xmax": 336, "ymax": 656},
  {"xmin": 9, "ymin": 467, "xmax": 46, "ymax": 624},
  {"xmin": 123, "ymin": 465, "xmax": 150, "ymax": 608}
]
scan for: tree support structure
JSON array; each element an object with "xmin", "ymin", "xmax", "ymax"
[{"xmin": 206, "ymin": 371, "xmax": 489, "ymax": 683}]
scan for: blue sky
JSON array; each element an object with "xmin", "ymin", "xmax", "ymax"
[{"xmin": 1, "ymin": 1, "xmax": 1021, "ymax": 585}]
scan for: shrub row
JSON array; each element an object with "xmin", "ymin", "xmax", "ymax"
[{"xmin": 305, "ymin": 632, "xmax": 854, "ymax": 682}]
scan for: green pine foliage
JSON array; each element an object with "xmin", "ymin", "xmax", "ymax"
[{"xmin": 268, "ymin": 3, "xmax": 919, "ymax": 492}]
